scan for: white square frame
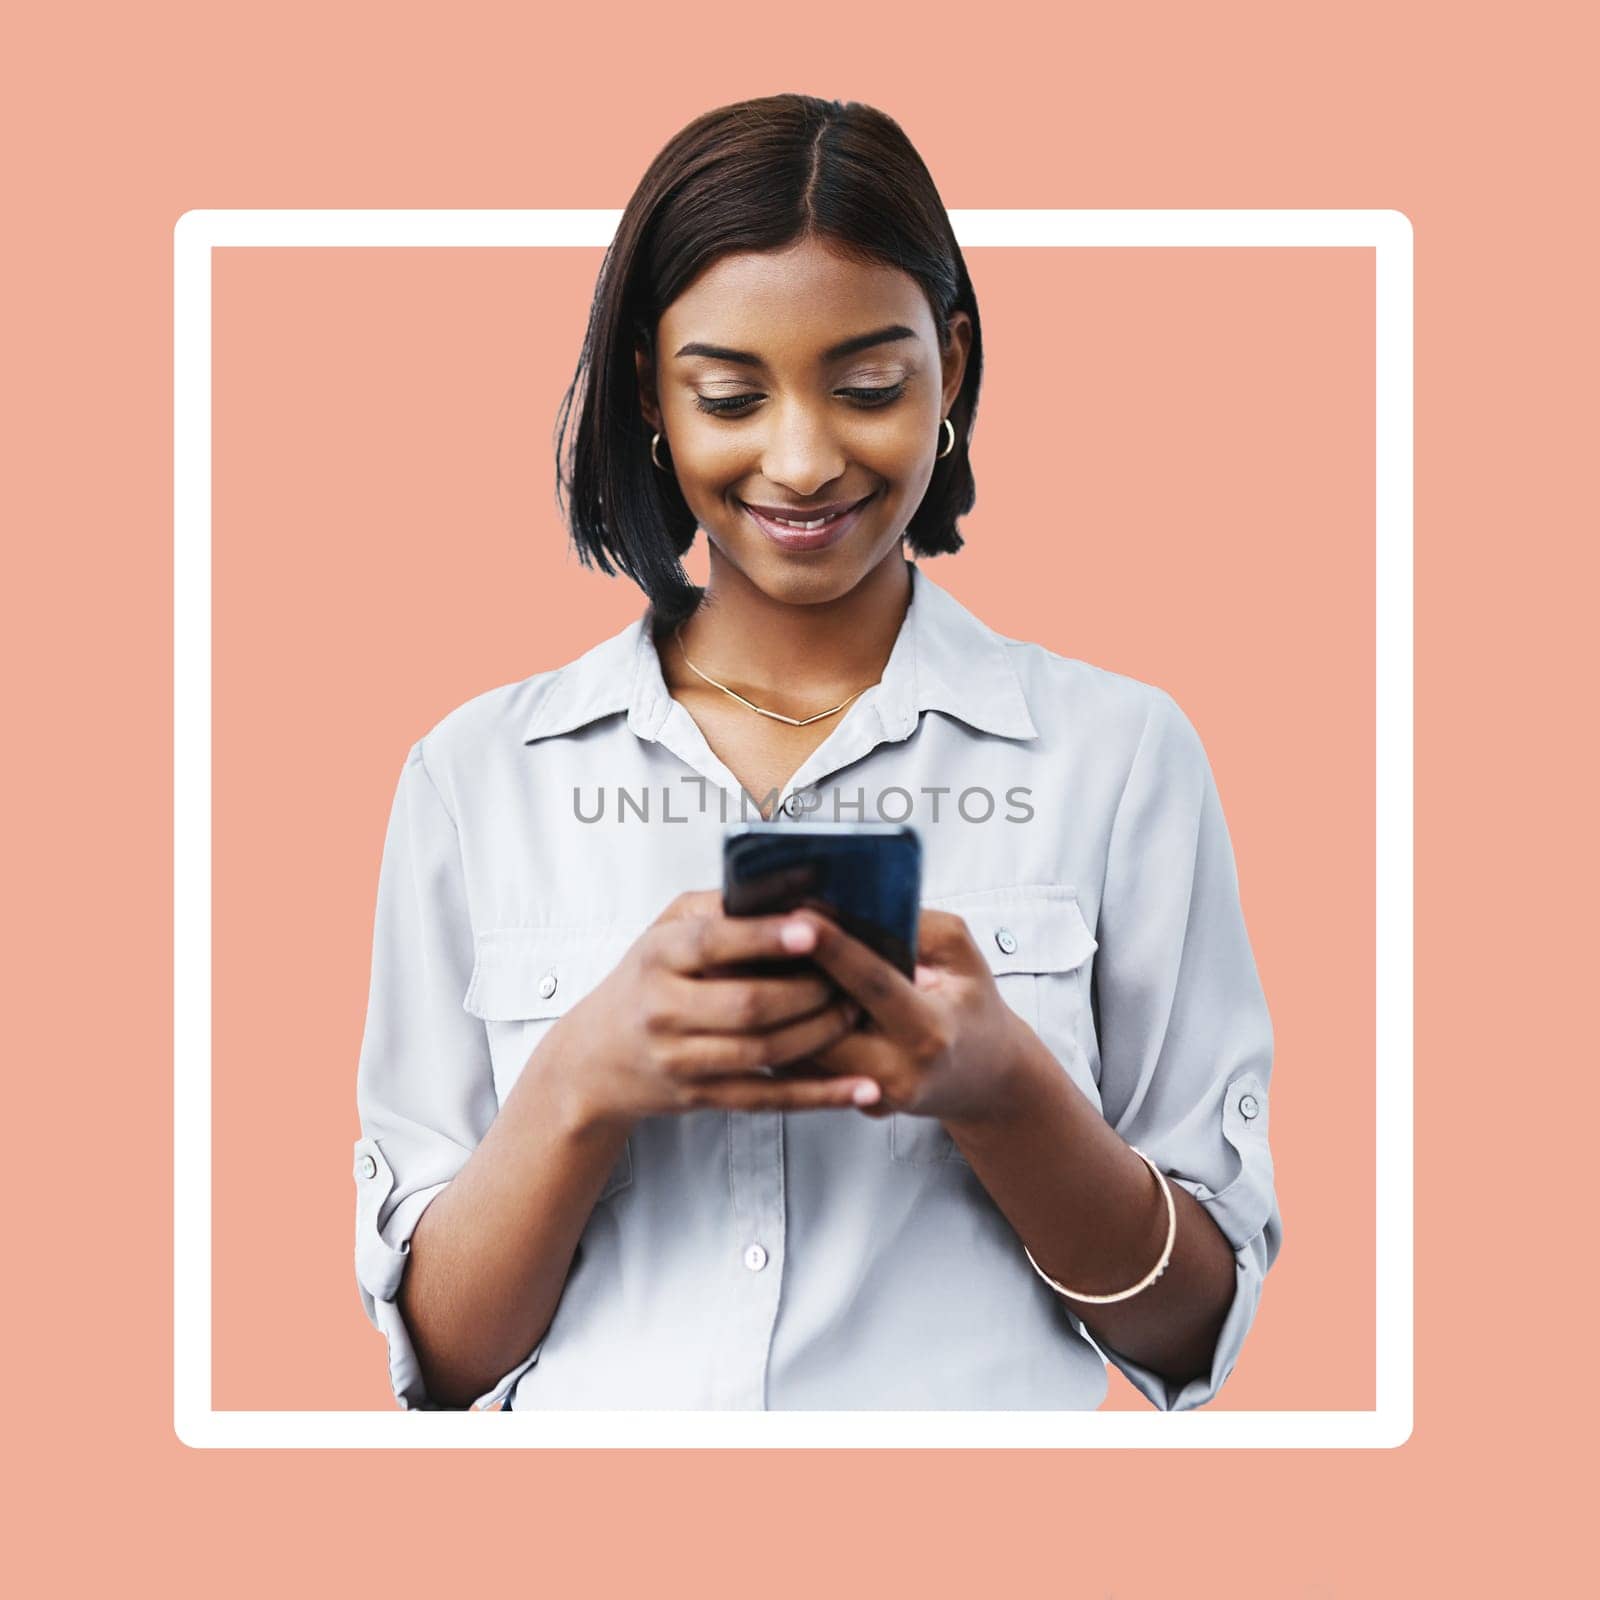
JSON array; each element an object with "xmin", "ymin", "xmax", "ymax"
[{"xmin": 174, "ymin": 208, "xmax": 1413, "ymax": 1449}]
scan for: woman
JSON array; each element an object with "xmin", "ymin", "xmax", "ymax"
[{"xmin": 353, "ymin": 94, "xmax": 1282, "ymax": 1413}]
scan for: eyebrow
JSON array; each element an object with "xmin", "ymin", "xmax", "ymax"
[{"xmin": 672, "ymin": 323, "xmax": 919, "ymax": 369}]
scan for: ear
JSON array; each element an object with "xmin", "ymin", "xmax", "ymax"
[
  {"xmin": 635, "ymin": 342, "xmax": 662, "ymax": 434},
  {"xmin": 940, "ymin": 311, "xmax": 973, "ymax": 417}
]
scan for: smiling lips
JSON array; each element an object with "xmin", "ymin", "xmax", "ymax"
[
  {"xmin": 741, "ymin": 492, "xmax": 876, "ymax": 551},
  {"xmin": 742, "ymin": 494, "xmax": 871, "ymax": 523}
]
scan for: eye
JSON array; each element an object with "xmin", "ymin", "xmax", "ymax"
[
  {"xmin": 838, "ymin": 383, "xmax": 907, "ymax": 408},
  {"xmin": 693, "ymin": 394, "xmax": 761, "ymax": 417},
  {"xmin": 693, "ymin": 382, "xmax": 908, "ymax": 419}
]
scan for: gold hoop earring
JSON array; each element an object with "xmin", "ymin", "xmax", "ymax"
[
  {"xmin": 651, "ymin": 431, "xmax": 670, "ymax": 472},
  {"xmin": 937, "ymin": 416, "xmax": 956, "ymax": 459}
]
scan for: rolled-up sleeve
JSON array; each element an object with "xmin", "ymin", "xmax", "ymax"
[
  {"xmin": 1085, "ymin": 688, "xmax": 1283, "ymax": 1411},
  {"xmin": 353, "ymin": 737, "xmax": 539, "ymax": 1411}
]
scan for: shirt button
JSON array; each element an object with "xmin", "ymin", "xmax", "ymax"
[
  {"xmin": 537, "ymin": 972, "xmax": 558, "ymax": 1000},
  {"xmin": 357, "ymin": 1153, "xmax": 378, "ymax": 1180},
  {"xmin": 781, "ymin": 792, "xmax": 804, "ymax": 817},
  {"xmin": 1239, "ymin": 1093, "xmax": 1260, "ymax": 1120},
  {"xmin": 994, "ymin": 927, "xmax": 1018, "ymax": 955},
  {"xmin": 743, "ymin": 1243, "xmax": 768, "ymax": 1272}
]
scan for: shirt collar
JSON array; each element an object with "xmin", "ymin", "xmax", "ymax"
[{"xmin": 522, "ymin": 559, "xmax": 1038, "ymax": 745}]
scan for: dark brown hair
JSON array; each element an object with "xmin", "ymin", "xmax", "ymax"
[{"xmin": 553, "ymin": 93, "xmax": 984, "ymax": 627}]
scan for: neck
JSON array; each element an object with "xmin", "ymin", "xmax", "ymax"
[{"xmin": 662, "ymin": 550, "xmax": 914, "ymax": 712}]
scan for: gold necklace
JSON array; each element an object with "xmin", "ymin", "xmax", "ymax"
[{"xmin": 673, "ymin": 622, "xmax": 874, "ymax": 727}]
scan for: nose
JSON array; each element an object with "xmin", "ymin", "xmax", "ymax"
[{"xmin": 758, "ymin": 398, "xmax": 849, "ymax": 498}]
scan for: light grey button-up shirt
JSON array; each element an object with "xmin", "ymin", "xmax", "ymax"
[{"xmin": 353, "ymin": 559, "xmax": 1282, "ymax": 1412}]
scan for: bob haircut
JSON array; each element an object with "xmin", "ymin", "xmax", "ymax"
[{"xmin": 554, "ymin": 93, "xmax": 985, "ymax": 628}]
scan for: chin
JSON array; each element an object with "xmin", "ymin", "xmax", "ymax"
[{"xmin": 755, "ymin": 560, "xmax": 859, "ymax": 602}]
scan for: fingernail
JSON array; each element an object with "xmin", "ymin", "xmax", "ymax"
[
  {"xmin": 781, "ymin": 920, "xmax": 816, "ymax": 952},
  {"xmin": 852, "ymin": 1080, "xmax": 881, "ymax": 1105}
]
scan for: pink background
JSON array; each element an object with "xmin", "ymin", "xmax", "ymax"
[{"xmin": 9, "ymin": 0, "xmax": 1590, "ymax": 1593}]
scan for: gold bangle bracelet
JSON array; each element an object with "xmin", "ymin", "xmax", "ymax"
[{"xmin": 1022, "ymin": 1146, "xmax": 1177, "ymax": 1304}]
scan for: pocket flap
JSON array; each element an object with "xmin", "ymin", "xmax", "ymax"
[
  {"xmin": 462, "ymin": 927, "xmax": 635, "ymax": 1021},
  {"xmin": 928, "ymin": 884, "xmax": 1098, "ymax": 977}
]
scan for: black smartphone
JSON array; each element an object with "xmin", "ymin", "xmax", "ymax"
[{"xmin": 722, "ymin": 822, "xmax": 922, "ymax": 978}]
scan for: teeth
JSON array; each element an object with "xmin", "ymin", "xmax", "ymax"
[{"xmin": 768, "ymin": 510, "xmax": 842, "ymax": 530}]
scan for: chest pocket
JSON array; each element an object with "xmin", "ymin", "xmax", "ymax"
[
  {"xmin": 889, "ymin": 885, "xmax": 1100, "ymax": 1167},
  {"xmin": 462, "ymin": 926, "xmax": 637, "ymax": 1202}
]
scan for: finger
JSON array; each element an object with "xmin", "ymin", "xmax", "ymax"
[
  {"xmin": 784, "ymin": 909, "xmax": 940, "ymax": 1048},
  {"xmin": 663, "ymin": 995, "xmax": 862, "ymax": 1081},
  {"xmin": 681, "ymin": 1073, "xmax": 884, "ymax": 1113},
  {"xmin": 655, "ymin": 908, "xmax": 828, "ymax": 979},
  {"xmin": 657, "ymin": 970, "xmax": 842, "ymax": 1034},
  {"xmin": 775, "ymin": 1023, "xmax": 886, "ymax": 1082},
  {"xmin": 854, "ymin": 1097, "xmax": 895, "ymax": 1119},
  {"xmin": 914, "ymin": 908, "xmax": 975, "ymax": 959},
  {"xmin": 656, "ymin": 888, "xmax": 724, "ymax": 924}
]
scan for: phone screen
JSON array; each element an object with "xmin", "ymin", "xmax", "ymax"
[{"xmin": 722, "ymin": 823, "xmax": 922, "ymax": 978}]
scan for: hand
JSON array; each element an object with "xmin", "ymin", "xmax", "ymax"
[
  {"xmin": 552, "ymin": 890, "xmax": 884, "ymax": 1131},
  {"xmin": 778, "ymin": 906, "xmax": 1038, "ymax": 1125}
]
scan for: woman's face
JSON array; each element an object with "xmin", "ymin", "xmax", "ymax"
[{"xmin": 638, "ymin": 236, "xmax": 971, "ymax": 605}]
